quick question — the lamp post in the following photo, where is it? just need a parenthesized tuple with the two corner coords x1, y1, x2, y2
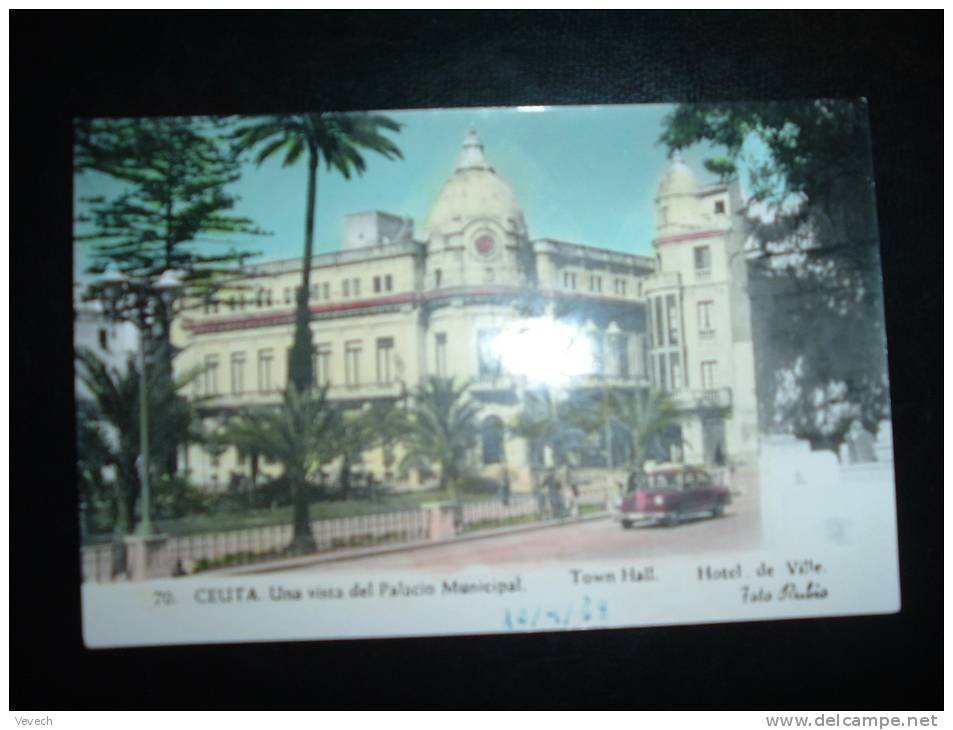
(96, 267, 185, 574)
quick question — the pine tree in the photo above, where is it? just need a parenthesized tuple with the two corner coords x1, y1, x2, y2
(76, 116, 264, 351)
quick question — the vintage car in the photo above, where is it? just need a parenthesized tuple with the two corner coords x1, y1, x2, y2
(616, 465, 731, 528)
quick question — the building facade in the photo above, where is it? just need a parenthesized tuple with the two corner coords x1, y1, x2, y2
(172, 131, 758, 491)
(74, 284, 141, 401)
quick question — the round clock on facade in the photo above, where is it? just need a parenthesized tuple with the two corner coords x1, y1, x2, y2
(474, 234, 496, 256)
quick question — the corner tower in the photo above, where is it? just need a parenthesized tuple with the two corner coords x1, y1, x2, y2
(644, 156, 759, 466)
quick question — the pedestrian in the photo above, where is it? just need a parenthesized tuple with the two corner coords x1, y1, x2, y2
(533, 470, 548, 518)
(569, 479, 581, 519)
(546, 468, 562, 518)
(560, 462, 578, 519)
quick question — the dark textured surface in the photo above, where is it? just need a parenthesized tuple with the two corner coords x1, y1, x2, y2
(12, 11, 941, 709)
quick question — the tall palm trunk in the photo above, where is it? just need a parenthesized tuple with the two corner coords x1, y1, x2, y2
(289, 470, 317, 553)
(289, 150, 318, 393)
(287, 151, 320, 550)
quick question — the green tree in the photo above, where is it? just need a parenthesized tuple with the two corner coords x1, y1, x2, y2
(660, 100, 888, 450)
(231, 112, 403, 393)
(509, 388, 590, 468)
(399, 377, 481, 500)
(569, 387, 628, 469)
(75, 347, 203, 536)
(218, 386, 342, 553)
(76, 117, 264, 348)
(606, 389, 679, 468)
(339, 400, 408, 496)
(76, 117, 265, 478)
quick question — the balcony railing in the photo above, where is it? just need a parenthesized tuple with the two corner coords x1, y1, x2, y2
(569, 373, 652, 389)
(670, 387, 732, 411)
(198, 381, 406, 409)
(472, 373, 517, 391)
(643, 272, 682, 293)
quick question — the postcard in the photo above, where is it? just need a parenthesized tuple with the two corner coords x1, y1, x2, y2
(74, 100, 899, 648)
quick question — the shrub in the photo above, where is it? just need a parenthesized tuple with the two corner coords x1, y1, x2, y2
(152, 475, 211, 519)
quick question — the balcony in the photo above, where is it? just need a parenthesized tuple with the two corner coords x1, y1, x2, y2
(471, 373, 518, 394)
(643, 272, 682, 294)
(327, 381, 406, 401)
(198, 389, 283, 410)
(569, 373, 652, 390)
(670, 387, 732, 412)
(195, 381, 407, 410)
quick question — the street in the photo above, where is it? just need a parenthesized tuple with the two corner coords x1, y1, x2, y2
(285, 475, 761, 574)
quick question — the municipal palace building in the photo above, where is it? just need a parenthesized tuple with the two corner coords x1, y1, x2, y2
(167, 130, 759, 491)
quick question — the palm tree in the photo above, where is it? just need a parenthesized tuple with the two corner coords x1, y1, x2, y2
(399, 377, 481, 501)
(339, 400, 408, 496)
(231, 113, 403, 392)
(606, 389, 680, 468)
(76, 399, 114, 538)
(570, 387, 626, 469)
(219, 386, 341, 553)
(76, 347, 203, 536)
(509, 388, 589, 468)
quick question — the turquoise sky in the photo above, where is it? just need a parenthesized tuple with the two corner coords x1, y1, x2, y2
(74, 104, 723, 278)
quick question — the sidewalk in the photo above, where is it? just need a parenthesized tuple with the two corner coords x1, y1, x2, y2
(210, 510, 611, 576)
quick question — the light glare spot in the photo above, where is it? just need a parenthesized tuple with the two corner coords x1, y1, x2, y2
(491, 318, 593, 386)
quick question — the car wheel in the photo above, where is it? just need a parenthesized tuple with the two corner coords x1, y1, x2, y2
(621, 520, 633, 530)
(712, 503, 725, 518)
(665, 511, 681, 527)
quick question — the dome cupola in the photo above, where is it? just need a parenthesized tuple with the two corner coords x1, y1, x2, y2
(657, 153, 699, 198)
(425, 128, 527, 240)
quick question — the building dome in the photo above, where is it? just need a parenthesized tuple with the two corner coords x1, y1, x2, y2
(657, 155, 699, 197)
(425, 129, 527, 239)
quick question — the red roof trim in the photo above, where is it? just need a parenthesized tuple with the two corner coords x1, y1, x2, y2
(654, 229, 724, 245)
(186, 288, 532, 333)
(185, 292, 418, 334)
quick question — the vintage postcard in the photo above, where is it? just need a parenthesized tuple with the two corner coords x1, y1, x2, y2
(74, 101, 899, 648)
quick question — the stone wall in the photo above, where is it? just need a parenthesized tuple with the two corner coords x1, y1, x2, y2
(758, 421, 895, 551)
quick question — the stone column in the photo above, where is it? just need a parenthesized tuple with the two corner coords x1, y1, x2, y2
(123, 534, 171, 581)
(422, 502, 457, 542)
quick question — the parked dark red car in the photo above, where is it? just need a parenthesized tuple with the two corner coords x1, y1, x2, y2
(616, 465, 731, 528)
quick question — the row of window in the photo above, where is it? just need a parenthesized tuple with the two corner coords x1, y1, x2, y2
(653, 352, 718, 392)
(198, 337, 399, 395)
(201, 275, 396, 315)
(431, 267, 501, 287)
(658, 199, 727, 226)
(198, 326, 648, 396)
(650, 295, 717, 348)
(561, 271, 639, 297)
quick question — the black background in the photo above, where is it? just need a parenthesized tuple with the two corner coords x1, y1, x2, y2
(11, 11, 942, 709)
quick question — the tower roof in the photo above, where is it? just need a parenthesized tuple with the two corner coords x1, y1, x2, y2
(657, 154, 699, 197)
(454, 127, 493, 172)
(426, 128, 526, 238)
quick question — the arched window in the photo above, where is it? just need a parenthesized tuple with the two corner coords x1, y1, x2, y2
(481, 416, 505, 465)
